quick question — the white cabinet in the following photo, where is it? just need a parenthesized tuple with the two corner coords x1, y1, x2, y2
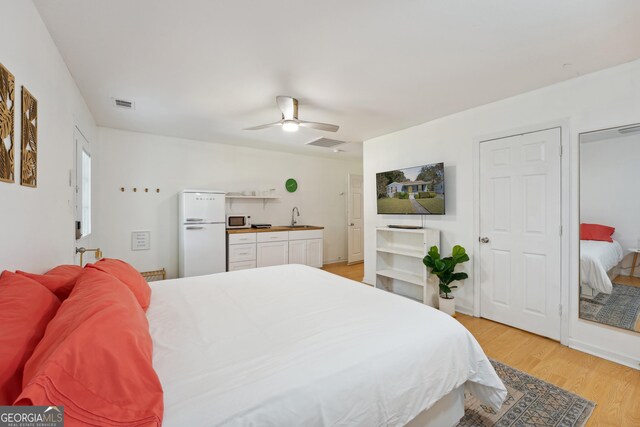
(288, 240, 307, 265)
(257, 241, 289, 267)
(228, 232, 258, 271)
(287, 230, 323, 268)
(227, 229, 323, 271)
(228, 260, 256, 271)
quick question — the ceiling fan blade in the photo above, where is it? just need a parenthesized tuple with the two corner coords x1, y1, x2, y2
(243, 121, 283, 130)
(298, 120, 339, 132)
(276, 96, 298, 120)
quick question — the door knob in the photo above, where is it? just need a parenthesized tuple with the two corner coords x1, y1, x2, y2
(479, 237, 490, 243)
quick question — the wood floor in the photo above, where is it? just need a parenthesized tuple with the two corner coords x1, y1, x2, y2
(323, 262, 640, 427)
(322, 261, 364, 282)
(614, 274, 640, 288)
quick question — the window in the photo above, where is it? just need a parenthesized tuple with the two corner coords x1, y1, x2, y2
(75, 129, 91, 239)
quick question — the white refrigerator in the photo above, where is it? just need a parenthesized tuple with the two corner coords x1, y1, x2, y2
(178, 190, 226, 278)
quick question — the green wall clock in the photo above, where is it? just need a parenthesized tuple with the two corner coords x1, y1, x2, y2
(285, 178, 298, 193)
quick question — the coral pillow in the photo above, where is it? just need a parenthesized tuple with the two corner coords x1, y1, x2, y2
(87, 258, 151, 311)
(17, 264, 83, 301)
(580, 223, 615, 242)
(16, 268, 163, 425)
(0, 271, 60, 405)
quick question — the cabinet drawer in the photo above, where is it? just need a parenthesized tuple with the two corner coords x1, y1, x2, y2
(288, 229, 323, 241)
(228, 260, 256, 271)
(228, 233, 257, 245)
(257, 231, 289, 243)
(228, 243, 256, 262)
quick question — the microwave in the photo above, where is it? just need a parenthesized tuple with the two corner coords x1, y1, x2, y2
(226, 214, 251, 229)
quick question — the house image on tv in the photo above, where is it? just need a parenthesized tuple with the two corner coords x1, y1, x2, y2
(386, 180, 444, 198)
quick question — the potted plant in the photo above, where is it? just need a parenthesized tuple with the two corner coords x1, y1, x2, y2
(423, 245, 470, 316)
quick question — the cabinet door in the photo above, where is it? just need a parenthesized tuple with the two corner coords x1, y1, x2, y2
(257, 241, 289, 267)
(306, 239, 323, 268)
(288, 240, 307, 265)
(228, 243, 257, 263)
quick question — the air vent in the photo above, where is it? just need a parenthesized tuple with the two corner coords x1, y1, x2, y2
(112, 98, 135, 110)
(306, 137, 345, 148)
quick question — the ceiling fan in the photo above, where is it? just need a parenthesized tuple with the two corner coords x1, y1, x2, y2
(244, 96, 339, 133)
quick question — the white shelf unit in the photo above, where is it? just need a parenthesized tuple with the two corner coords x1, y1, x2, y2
(375, 227, 440, 306)
(226, 195, 280, 208)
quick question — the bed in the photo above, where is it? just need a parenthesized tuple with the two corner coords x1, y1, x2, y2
(580, 239, 624, 295)
(147, 264, 506, 427)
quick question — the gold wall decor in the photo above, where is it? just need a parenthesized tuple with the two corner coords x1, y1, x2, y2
(0, 63, 15, 183)
(21, 86, 37, 187)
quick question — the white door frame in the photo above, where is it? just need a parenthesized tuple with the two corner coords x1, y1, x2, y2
(473, 119, 571, 345)
(347, 173, 364, 265)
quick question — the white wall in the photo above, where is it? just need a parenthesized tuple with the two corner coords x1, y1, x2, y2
(96, 127, 362, 278)
(581, 133, 640, 275)
(0, 0, 97, 272)
(363, 59, 640, 369)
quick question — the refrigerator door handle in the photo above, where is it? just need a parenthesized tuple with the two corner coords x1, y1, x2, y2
(186, 226, 204, 230)
(186, 218, 204, 222)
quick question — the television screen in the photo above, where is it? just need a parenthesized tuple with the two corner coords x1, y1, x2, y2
(376, 162, 445, 215)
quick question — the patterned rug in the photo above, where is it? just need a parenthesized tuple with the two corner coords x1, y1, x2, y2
(580, 282, 640, 332)
(458, 360, 595, 427)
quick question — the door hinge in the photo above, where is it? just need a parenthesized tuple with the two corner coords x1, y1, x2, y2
(558, 304, 563, 316)
(559, 145, 563, 157)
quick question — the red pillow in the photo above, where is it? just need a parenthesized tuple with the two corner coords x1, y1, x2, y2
(580, 223, 615, 242)
(17, 265, 82, 301)
(16, 268, 163, 425)
(86, 258, 151, 311)
(0, 271, 60, 405)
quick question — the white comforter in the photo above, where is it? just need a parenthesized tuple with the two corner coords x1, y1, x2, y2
(147, 264, 506, 427)
(580, 239, 624, 294)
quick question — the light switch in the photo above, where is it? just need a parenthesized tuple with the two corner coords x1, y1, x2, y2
(131, 231, 151, 251)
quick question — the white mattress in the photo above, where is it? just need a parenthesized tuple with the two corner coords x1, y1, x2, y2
(147, 264, 506, 427)
(580, 239, 624, 294)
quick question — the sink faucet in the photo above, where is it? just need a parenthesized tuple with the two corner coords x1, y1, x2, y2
(291, 206, 300, 226)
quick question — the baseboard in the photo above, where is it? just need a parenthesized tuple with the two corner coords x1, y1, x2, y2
(363, 276, 375, 286)
(568, 338, 639, 370)
(455, 305, 473, 316)
(322, 259, 344, 265)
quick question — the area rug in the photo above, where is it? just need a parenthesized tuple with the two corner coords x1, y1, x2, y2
(580, 282, 640, 332)
(457, 359, 595, 427)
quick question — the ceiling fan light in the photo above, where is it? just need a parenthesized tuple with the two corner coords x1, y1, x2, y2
(282, 120, 299, 132)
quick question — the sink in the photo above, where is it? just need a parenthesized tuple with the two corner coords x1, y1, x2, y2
(288, 225, 314, 229)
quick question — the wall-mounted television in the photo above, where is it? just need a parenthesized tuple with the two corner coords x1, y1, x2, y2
(376, 162, 445, 215)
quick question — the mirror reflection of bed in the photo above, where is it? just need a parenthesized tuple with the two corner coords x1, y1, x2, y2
(579, 123, 640, 333)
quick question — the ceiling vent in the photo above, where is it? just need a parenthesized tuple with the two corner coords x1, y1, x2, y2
(112, 98, 135, 110)
(306, 137, 345, 148)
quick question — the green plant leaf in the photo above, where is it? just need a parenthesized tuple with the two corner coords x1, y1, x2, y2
(423, 254, 436, 269)
(439, 283, 452, 295)
(451, 245, 470, 263)
(451, 272, 468, 282)
(427, 246, 440, 261)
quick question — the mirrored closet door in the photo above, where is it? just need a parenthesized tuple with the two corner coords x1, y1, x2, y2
(579, 123, 640, 333)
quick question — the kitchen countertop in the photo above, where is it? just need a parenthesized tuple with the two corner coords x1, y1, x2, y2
(227, 226, 324, 234)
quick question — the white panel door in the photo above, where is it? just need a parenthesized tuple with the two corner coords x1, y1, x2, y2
(348, 174, 364, 264)
(306, 239, 323, 268)
(288, 240, 307, 265)
(182, 223, 226, 277)
(257, 241, 289, 267)
(479, 128, 561, 340)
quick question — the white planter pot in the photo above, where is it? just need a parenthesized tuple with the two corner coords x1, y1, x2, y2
(438, 296, 456, 316)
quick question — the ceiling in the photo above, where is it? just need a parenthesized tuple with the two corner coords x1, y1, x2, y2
(34, 1, 640, 160)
